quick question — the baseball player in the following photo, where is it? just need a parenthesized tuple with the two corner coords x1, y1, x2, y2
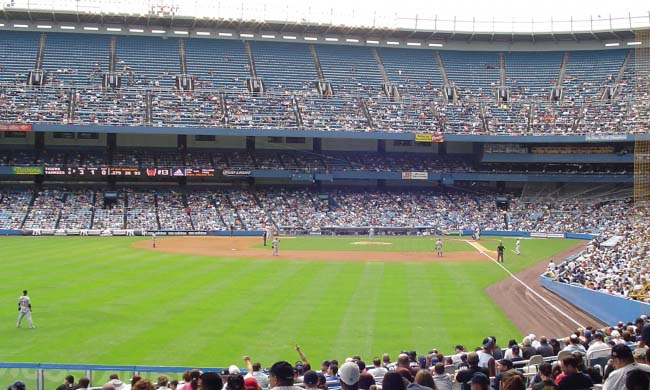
(497, 241, 505, 263)
(515, 239, 521, 255)
(152, 232, 157, 248)
(435, 239, 443, 257)
(272, 237, 279, 256)
(368, 227, 375, 241)
(17, 290, 35, 329)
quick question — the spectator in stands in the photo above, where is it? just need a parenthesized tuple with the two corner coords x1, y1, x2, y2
(131, 376, 143, 388)
(8, 381, 25, 390)
(107, 375, 126, 390)
(626, 369, 650, 390)
(521, 337, 537, 359)
(57, 375, 78, 390)
(302, 371, 320, 390)
(557, 356, 593, 390)
(182, 370, 201, 390)
(477, 337, 497, 378)
(432, 363, 451, 390)
(77, 378, 90, 390)
(367, 358, 387, 385)
(228, 375, 245, 390)
(562, 335, 587, 354)
(509, 346, 524, 363)
(156, 376, 169, 390)
(407, 369, 435, 390)
(494, 359, 514, 389)
(531, 363, 557, 390)
(381, 373, 407, 390)
(455, 352, 489, 388)
(325, 363, 340, 389)
(537, 337, 555, 357)
(102, 384, 115, 390)
(499, 370, 525, 390)
(395, 354, 414, 382)
(470, 373, 490, 390)
(357, 374, 374, 390)
(132, 381, 155, 390)
(603, 344, 650, 390)
(338, 362, 360, 390)
(269, 361, 303, 390)
(244, 356, 270, 389)
(199, 373, 223, 390)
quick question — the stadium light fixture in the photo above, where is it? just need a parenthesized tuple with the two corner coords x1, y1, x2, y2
(13, 24, 29, 28)
(83, 26, 99, 31)
(218, 32, 233, 37)
(325, 37, 339, 42)
(261, 34, 276, 38)
(304, 37, 318, 41)
(406, 42, 421, 46)
(283, 35, 297, 40)
(37, 25, 52, 29)
(174, 31, 189, 35)
(605, 42, 620, 47)
(240, 33, 254, 38)
(346, 38, 359, 43)
(627, 41, 642, 46)
(196, 31, 211, 36)
(428, 43, 444, 47)
(386, 41, 400, 45)
(129, 28, 144, 33)
(106, 27, 122, 32)
(60, 26, 76, 30)
(152, 29, 166, 34)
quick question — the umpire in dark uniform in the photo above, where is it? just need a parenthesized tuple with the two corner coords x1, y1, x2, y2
(497, 241, 505, 263)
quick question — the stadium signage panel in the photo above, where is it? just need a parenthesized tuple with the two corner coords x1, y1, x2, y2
(0, 123, 32, 132)
(414, 133, 444, 143)
(41, 166, 215, 177)
(10, 166, 43, 175)
(401, 171, 428, 180)
(222, 169, 252, 177)
(585, 134, 628, 142)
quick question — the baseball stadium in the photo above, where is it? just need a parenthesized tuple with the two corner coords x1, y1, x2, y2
(1, 0, 650, 389)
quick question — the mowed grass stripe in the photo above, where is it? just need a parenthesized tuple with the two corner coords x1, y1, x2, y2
(0, 236, 578, 366)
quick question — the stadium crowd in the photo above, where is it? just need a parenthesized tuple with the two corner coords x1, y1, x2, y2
(11, 317, 650, 390)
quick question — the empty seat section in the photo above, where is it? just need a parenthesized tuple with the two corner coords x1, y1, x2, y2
(440, 51, 499, 97)
(115, 36, 179, 88)
(42, 32, 109, 87)
(379, 47, 442, 96)
(251, 41, 317, 93)
(0, 31, 39, 83)
(562, 49, 627, 99)
(185, 39, 249, 90)
(315, 44, 383, 95)
(504, 51, 562, 100)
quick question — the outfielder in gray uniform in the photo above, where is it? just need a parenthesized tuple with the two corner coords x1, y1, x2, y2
(272, 237, 279, 256)
(17, 289, 35, 329)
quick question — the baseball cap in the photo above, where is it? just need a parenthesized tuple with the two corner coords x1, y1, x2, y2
(611, 344, 633, 359)
(584, 330, 592, 338)
(497, 359, 513, 369)
(244, 377, 258, 390)
(471, 373, 490, 386)
(9, 382, 25, 390)
(228, 365, 241, 375)
(482, 337, 495, 348)
(338, 362, 360, 386)
(302, 371, 319, 386)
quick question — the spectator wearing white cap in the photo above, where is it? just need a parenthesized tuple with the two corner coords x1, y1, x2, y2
(338, 362, 360, 390)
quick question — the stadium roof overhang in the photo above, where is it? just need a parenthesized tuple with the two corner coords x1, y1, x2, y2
(0, 7, 643, 46)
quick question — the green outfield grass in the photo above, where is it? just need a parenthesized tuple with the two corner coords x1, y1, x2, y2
(0, 236, 578, 373)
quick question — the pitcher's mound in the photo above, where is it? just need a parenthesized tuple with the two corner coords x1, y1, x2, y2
(350, 241, 392, 245)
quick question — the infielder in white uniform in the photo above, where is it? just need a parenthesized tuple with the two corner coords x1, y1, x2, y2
(17, 290, 35, 329)
(515, 239, 521, 255)
(272, 237, 279, 256)
(435, 239, 443, 257)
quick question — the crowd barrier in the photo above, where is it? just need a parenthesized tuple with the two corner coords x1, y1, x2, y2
(540, 276, 650, 325)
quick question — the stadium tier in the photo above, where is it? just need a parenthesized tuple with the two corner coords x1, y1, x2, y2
(0, 29, 649, 134)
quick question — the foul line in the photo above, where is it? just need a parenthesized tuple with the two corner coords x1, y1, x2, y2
(465, 240, 584, 329)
